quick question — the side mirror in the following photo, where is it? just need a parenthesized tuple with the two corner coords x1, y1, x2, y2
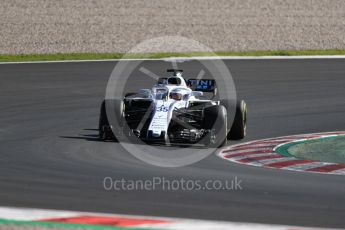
(191, 91, 203, 98)
(139, 89, 152, 98)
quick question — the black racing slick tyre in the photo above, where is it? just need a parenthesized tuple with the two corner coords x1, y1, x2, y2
(99, 100, 124, 141)
(228, 100, 247, 140)
(99, 100, 112, 140)
(202, 105, 227, 147)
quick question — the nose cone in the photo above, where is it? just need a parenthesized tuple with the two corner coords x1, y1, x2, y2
(152, 130, 162, 137)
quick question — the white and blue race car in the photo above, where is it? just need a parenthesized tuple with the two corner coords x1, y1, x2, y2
(99, 69, 247, 147)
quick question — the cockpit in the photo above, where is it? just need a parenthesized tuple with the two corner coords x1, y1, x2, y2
(169, 88, 190, 101)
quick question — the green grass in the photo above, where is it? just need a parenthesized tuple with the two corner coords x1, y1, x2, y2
(1, 50, 345, 62)
(276, 135, 345, 164)
(0, 219, 144, 230)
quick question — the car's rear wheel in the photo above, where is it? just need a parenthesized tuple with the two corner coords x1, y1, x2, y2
(228, 100, 247, 140)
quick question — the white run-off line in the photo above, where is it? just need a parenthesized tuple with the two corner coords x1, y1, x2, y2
(0, 206, 334, 230)
(1, 55, 345, 65)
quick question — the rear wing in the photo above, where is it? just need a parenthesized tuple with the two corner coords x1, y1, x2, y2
(187, 79, 217, 93)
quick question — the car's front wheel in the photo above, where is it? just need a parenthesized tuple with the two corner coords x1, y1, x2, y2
(99, 99, 124, 141)
(99, 100, 113, 140)
(202, 105, 227, 147)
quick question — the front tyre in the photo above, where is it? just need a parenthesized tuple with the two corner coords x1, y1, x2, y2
(98, 99, 124, 141)
(99, 100, 113, 140)
(228, 100, 247, 140)
(202, 105, 227, 147)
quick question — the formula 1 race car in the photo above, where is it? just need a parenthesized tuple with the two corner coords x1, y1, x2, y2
(99, 69, 247, 147)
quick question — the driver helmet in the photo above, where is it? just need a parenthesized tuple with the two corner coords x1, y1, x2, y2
(170, 92, 182, 100)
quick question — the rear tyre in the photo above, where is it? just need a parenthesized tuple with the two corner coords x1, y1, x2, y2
(228, 100, 247, 140)
(202, 105, 227, 147)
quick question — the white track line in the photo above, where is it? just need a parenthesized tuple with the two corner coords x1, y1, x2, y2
(1, 55, 345, 64)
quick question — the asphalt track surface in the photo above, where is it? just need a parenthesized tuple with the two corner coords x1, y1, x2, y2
(0, 59, 345, 228)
